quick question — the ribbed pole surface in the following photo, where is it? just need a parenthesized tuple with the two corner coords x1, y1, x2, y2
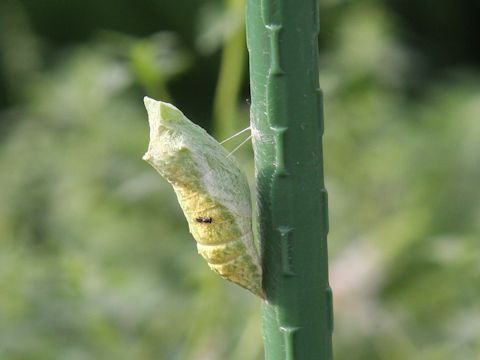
(246, 0, 333, 359)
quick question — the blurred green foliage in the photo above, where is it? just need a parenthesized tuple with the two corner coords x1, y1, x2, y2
(0, 0, 479, 359)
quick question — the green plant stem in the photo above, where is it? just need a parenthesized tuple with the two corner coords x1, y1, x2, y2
(246, 0, 333, 359)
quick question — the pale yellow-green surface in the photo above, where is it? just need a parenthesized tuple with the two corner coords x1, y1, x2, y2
(142, 97, 263, 298)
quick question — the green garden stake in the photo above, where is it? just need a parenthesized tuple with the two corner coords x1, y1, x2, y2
(246, 0, 334, 358)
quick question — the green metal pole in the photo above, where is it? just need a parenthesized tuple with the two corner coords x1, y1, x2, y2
(246, 0, 333, 359)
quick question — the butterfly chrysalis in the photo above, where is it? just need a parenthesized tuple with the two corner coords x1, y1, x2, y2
(142, 97, 263, 298)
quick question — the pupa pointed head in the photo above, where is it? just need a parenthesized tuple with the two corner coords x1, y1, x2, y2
(142, 97, 191, 164)
(144, 96, 187, 127)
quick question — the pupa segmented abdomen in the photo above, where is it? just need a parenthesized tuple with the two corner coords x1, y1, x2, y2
(174, 186, 263, 298)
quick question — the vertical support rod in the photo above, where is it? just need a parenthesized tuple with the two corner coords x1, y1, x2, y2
(246, 0, 333, 359)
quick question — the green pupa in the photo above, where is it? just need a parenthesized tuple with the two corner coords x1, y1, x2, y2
(142, 97, 263, 298)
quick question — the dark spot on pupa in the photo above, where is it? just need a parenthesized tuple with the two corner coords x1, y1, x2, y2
(195, 216, 213, 223)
